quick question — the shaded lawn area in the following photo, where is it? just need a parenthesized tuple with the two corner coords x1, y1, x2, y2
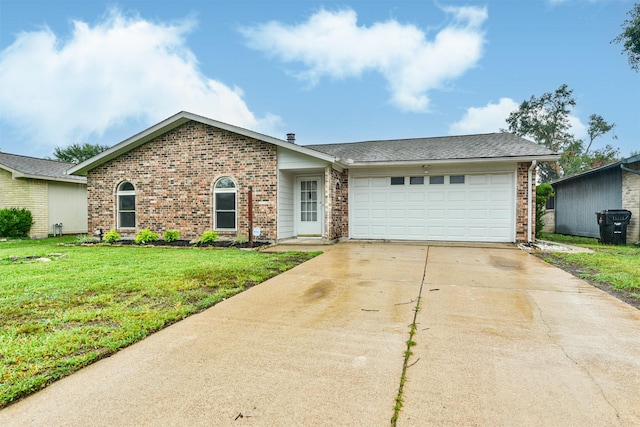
(0, 237, 320, 408)
(538, 233, 640, 309)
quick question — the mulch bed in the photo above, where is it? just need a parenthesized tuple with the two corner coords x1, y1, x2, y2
(89, 240, 272, 249)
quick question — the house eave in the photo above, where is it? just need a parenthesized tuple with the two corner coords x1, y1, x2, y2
(68, 111, 337, 176)
(0, 164, 86, 184)
(338, 154, 560, 168)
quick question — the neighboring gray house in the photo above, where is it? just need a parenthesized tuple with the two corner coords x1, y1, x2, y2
(552, 155, 640, 242)
(0, 152, 88, 238)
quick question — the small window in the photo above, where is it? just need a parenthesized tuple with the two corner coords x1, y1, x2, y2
(429, 176, 444, 184)
(214, 177, 237, 230)
(117, 181, 136, 229)
(546, 196, 555, 210)
(450, 175, 465, 184)
(390, 177, 405, 185)
(410, 176, 424, 185)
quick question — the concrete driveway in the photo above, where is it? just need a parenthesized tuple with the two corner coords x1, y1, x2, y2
(1, 243, 639, 426)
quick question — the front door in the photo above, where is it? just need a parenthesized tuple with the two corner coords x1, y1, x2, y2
(296, 176, 323, 236)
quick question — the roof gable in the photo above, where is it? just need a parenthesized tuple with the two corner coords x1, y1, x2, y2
(0, 152, 86, 183)
(67, 111, 336, 176)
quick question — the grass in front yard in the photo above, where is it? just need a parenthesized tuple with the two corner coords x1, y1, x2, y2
(538, 234, 640, 306)
(0, 237, 320, 408)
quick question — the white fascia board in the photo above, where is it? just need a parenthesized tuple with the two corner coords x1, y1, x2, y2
(341, 154, 561, 168)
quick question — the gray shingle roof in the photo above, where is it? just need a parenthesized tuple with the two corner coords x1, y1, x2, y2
(0, 152, 86, 183)
(306, 132, 557, 163)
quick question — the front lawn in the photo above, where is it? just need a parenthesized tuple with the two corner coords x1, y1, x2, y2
(538, 233, 640, 308)
(0, 237, 320, 408)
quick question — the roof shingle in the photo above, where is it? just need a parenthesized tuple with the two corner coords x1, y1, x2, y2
(0, 152, 86, 183)
(306, 132, 557, 163)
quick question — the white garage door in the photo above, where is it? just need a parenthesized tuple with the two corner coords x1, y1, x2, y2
(350, 173, 515, 242)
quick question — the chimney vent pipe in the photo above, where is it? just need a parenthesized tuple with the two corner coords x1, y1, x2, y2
(286, 133, 295, 144)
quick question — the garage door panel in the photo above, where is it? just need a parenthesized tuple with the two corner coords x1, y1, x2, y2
(448, 191, 466, 202)
(371, 209, 387, 219)
(390, 192, 406, 202)
(408, 209, 425, 219)
(428, 192, 445, 201)
(389, 209, 405, 218)
(468, 175, 488, 185)
(469, 191, 487, 201)
(448, 209, 466, 219)
(351, 174, 514, 242)
(408, 192, 425, 202)
(428, 209, 446, 219)
(371, 192, 387, 203)
(469, 209, 487, 219)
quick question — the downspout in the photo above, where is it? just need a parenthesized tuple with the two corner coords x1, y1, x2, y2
(528, 161, 537, 243)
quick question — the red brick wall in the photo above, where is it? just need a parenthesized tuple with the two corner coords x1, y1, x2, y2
(325, 166, 349, 240)
(516, 162, 536, 242)
(87, 121, 278, 241)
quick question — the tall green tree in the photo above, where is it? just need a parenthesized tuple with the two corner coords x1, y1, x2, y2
(505, 85, 618, 181)
(612, 3, 640, 72)
(504, 84, 576, 181)
(52, 143, 110, 164)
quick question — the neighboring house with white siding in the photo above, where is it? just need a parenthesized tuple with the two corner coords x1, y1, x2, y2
(68, 111, 559, 244)
(0, 152, 88, 238)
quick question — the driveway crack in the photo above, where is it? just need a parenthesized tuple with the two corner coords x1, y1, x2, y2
(527, 291, 622, 421)
(390, 247, 429, 426)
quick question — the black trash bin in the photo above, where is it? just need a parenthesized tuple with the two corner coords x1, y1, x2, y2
(596, 209, 632, 245)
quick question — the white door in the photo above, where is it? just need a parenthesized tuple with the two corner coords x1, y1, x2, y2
(350, 173, 515, 242)
(296, 176, 323, 236)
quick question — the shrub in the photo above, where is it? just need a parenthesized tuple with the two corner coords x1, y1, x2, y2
(103, 229, 121, 244)
(163, 229, 181, 243)
(0, 208, 34, 238)
(74, 235, 100, 244)
(134, 228, 159, 245)
(198, 230, 219, 244)
(235, 232, 248, 244)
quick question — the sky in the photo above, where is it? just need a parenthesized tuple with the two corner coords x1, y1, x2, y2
(0, 0, 638, 160)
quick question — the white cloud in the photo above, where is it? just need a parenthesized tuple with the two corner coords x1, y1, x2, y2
(449, 98, 520, 135)
(450, 98, 588, 141)
(240, 6, 487, 112)
(0, 9, 278, 153)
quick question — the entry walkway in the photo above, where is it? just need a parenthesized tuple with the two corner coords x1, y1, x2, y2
(1, 243, 639, 426)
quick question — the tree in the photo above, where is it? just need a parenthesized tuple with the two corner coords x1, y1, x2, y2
(52, 143, 110, 164)
(505, 85, 619, 181)
(612, 3, 640, 72)
(561, 114, 619, 176)
(504, 84, 576, 181)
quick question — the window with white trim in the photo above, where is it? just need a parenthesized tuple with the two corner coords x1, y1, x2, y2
(117, 181, 136, 229)
(214, 177, 237, 230)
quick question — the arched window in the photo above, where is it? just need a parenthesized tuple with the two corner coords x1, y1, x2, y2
(214, 177, 237, 230)
(117, 181, 136, 229)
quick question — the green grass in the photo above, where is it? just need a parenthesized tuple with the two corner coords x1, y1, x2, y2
(538, 233, 640, 302)
(0, 237, 320, 408)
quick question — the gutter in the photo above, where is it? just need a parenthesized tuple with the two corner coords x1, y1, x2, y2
(338, 154, 560, 169)
(621, 164, 640, 176)
(528, 160, 537, 242)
